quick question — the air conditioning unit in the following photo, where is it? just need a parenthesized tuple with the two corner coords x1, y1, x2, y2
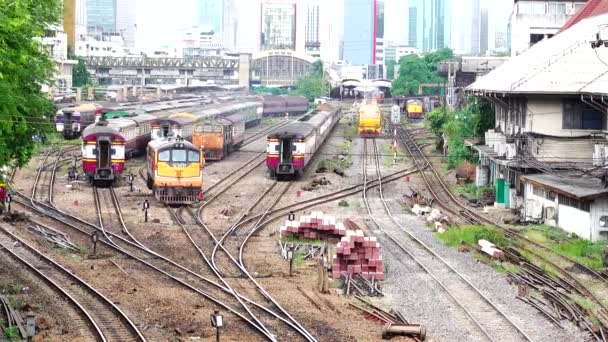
(506, 143, 517, 160)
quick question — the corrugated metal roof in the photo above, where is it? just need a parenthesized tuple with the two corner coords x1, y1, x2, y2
(521, 173, 608, 200)
(467, 13, 608, 96)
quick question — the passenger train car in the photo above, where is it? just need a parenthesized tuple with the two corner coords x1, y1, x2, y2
(145, 138, 204, 205)
(151, 102, 262, 142)
(266, 103, 341, 178)
(81, 122, 126, 186)
(260, 95, 309, 117)
(55, 104, 104, 139)
(358, 102, 382, 138)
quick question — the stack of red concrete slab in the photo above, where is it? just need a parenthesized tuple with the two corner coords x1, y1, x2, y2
(280, 211, 347, 241)
(332, 230, 384, 280)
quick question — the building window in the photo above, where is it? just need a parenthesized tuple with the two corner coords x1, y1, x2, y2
(563, 99, 604, 130)
(532, 185, 545, 198)
(547, 3, 566, 15)
(559, 194, 590, 212)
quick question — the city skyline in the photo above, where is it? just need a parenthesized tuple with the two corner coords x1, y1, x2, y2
(77, 0, 514, 60)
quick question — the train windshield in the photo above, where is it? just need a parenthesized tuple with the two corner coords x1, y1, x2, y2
(172, 149, 187, 162)
(159, 150, 171, 162)
(188, 150, 200, 162)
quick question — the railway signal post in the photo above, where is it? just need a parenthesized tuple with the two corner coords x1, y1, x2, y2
(128, 173, 134, 192)
(91, 231, 99, 256)
(287, 246, 295, 277)
(210, 310, 223, 342)
(143, 200, 150, 222)
(6, 193, 12, 213)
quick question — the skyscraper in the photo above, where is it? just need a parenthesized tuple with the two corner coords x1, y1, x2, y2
(87, 0, 116, 34)
(470, 0, 480, 54)
(261, 1, 297, 50)
(116, 0, 136, 48)
(222, 0, 238, 51)
(375, 0, 385, 65)
(408, 0, 452, 52)
(480, 8, 488, 55)
(305, 0, 320, 55)
(408, 6, 418, 48)
(343, 0, 375, 65)
(198, 0, 222, 33)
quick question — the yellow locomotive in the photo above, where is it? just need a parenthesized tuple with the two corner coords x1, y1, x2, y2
(358, 102, 382, 138)
(145, 137, 204, 205)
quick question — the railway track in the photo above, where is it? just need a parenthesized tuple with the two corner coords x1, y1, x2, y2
(398, 126, 608, 339)
(241, 118, 293, 147)
(16, 153, 298, 341)
(362, 138, 532, 342)
(10, 146, 415, 341)
(0, 225, 146, 342)
(185, 147, 314, 340)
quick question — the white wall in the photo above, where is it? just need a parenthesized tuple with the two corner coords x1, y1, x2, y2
(524, 182, 595, 240)
(558, 204, 590, 239)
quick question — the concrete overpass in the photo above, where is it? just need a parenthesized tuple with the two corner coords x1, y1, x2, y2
(85, 54, 252, 87)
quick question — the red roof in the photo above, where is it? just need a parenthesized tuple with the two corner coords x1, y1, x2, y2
(560, 0, 608, 32)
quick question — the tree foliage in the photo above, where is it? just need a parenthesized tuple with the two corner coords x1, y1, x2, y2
(0, 0, 62, 171)
(252, 86, 289, 96)
(72, 58, 91, 87)
(293, 74, 329, 101)
(425, 98, 495, 169)
(311, 59, 323, 77)
(392, 48, 454, 96)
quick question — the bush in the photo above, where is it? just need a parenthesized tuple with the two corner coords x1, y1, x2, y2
(438, 225, 508, 248)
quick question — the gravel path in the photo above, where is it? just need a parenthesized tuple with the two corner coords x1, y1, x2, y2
(352, 135, 586, 342)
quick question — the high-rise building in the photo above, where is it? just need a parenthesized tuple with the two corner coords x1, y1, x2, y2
(75, 0, 87, 36)
(480, 8, 488, 55)
(63, 0, 76, 46)
(318, 0, 343, 62)
(116, 0, 136, 48)
(237, 0, 262, 53)
(343, 0, 375, 65)
(408, 0, 452, 52)
(86, 0, 116, 34)
(375, 0, 385, 65)
(408, 7, 418, 48)
(222, 0, 238, 51)
(261, 1, 297, 50)
(198, 0, 222, 33)
(470, 0, 480, 54)
(305, 0, 320, 56)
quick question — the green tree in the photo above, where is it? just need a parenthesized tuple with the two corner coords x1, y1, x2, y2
(425, 97, 494, 169)
(72, 58, 90, 87)
(293, 74, 329, 101)
(392, 49, 454, 96)
(0, 0, 62, 169)
(386, 60, 396, 79)
(311, 60, 323, 77)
